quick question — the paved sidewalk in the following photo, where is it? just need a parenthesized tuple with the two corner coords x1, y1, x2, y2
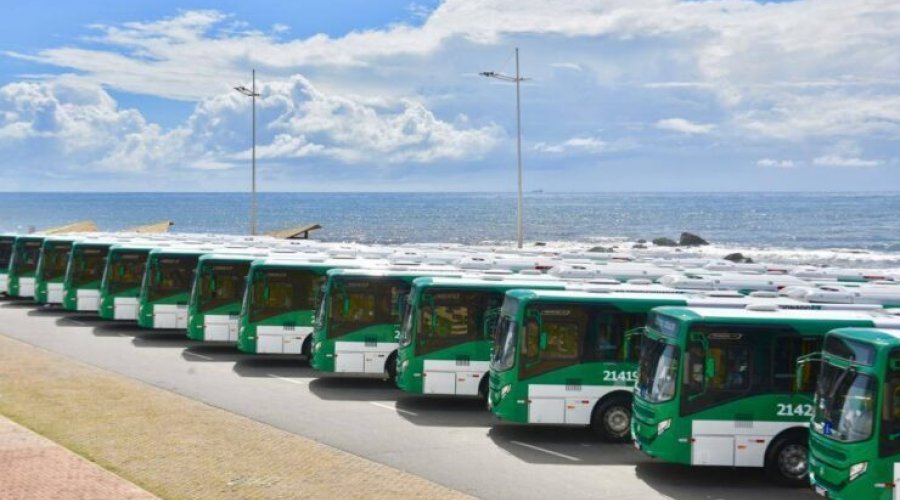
(0, 334, 469, 499)
(0, 415, 156, 500)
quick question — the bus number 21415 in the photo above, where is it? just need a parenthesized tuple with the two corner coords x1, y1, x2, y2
(603, 371, 638, 383)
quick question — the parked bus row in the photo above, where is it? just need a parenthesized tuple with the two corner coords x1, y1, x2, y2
(2, 230, 900, 498)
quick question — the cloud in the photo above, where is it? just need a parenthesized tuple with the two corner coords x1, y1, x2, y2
(757, 158, 796, 168)
(533, 135, 631, 155)
(655, 118, 714, 135)
(812, 155, 881, 168)
(0, 74, 501, 176)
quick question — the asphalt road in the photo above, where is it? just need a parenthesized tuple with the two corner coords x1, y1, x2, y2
(0, 299, 814, 500)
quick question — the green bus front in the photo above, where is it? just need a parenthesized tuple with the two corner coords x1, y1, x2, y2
(236, 261, 331, 355)
(0, 234, 14, 295)
(631, 307, 900, 486)
(7, 236, 44, 298)
(138, 250, 203, 329)
(489, 290, 676, 441)
(396, 278, 568, 398)
(186, 255, 254, 342)
(311, 270, 451, 378)
(35, 238, 75, 304)
(809, 328, 900, 499)
(98, 246, 153, 320)
(63, 243, 113, 311)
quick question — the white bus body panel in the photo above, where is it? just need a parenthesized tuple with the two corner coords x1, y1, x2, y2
(153, 304, 188, 329)
(526, 384, 628, 425)
(894, 463, 900, 500)
(0, 273, 7, 294)
(256, 325, 312, 354)
(422, 359, 489, 396)
(18, 277, 35, 298)
(691, 420, 806, 467)
(76, 288, 100, 311)
(46, 283, 64, 304)
(113, 297, 139, 320)
(334, 341, 396, 374)
(203, 314, 239, 342)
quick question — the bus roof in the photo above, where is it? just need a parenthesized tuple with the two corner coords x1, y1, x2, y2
(327, 266, 460, 279)
(251, 257, 385, 269)
(654, 306, 900, 327)
(198, 253, 265, 263)
(828, 327, 900, 346)
(413, 276, 569, 290)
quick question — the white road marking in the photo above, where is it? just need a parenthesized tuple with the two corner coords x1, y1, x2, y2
(510, 441, 581, 462)
(183, 351, 213, 361)
(370, 401, 418, 417)
(266, 374, 308, 385)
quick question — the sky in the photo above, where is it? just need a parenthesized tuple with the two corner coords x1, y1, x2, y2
(0, 0, 897, 192)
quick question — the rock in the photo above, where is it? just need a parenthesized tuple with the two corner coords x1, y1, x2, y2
(679, 232, 709, 246)
(534, 242, 547, 247)
(588, 246, 613, 253)
(723, 252, 750, 263)
(652, 237, 678, 247)
(636, 239, 647, 244)
(633, 243, 647, 249)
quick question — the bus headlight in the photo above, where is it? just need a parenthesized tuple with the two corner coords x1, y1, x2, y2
(400, 360, 408, 371)
(849, 462, 867, 481)
(500, 385, 511, 399)
(657, 419, 671, 435)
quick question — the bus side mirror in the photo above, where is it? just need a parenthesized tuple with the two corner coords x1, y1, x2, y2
(704, 358, 717, 379)
(539, 332, 548, 350)
(623, 327, 646, 360)
(262, 286, 270, 301)
(342, 297, 351, 316)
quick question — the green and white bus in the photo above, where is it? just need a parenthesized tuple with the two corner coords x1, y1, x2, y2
(0, 234, 15, 295)
(808, 327, 900, 499)
(395, 276, 568, 398)
(237, 257, 384, 355)
(310, 267, 460, 378)
(63, 240, 119, 311)
(98, 243, 158, 320)
(186, 253, 264, 342)
(137, 247, 208, 329)
(631, 307, 900, 486)
(489, 291, 884, 442)
(7, 235, 44, 298)
(35, 236, 77, 304)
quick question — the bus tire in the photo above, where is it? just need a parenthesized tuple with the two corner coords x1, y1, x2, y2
(764, 430, 809, 487)
(385, 351, 398, 384)
(591, 394, 632, 442)
(478, 374, 489, 405)
(301, 336, 312, 359)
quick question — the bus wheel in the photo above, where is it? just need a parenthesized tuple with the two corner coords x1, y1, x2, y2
(591, 395, 632, 442)
(385, 351, 398, 385)
(301, 336, 312, 359)
(765, 433, 809, 487)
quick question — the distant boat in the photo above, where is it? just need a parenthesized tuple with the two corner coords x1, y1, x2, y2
(530, 189, 544, 193)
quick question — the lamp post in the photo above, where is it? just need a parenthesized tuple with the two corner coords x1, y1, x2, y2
(481, 48, 526, 249)
(234, 70, 260, 236)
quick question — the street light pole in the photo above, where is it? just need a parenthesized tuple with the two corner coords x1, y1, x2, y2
(481, 48, 527, 249)
(235, 70, 260, 236)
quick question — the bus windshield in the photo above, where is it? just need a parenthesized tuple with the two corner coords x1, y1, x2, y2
(490, 315, 518, 372)
(414, 290, 503, 356)
(40, 243, 71, 281)
(637, 336, 680, 403)
(249, 268, 322, 323)
(397, 290, 416, 347)
(196, 262, 250, 313)
(16, 240, 42, 273)
(327, 277, 407, 339)
(71, 247, 108, 287)
(146, 255, 199, 301)
(814, 362, 877, 443)
(106, 251, 148, 294)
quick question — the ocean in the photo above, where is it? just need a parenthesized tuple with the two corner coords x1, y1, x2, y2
(1, 192, 898, 267)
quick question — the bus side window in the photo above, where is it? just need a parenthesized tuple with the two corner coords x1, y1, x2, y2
(881, 350, 900, 457)
(773, 336, 821, 393)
